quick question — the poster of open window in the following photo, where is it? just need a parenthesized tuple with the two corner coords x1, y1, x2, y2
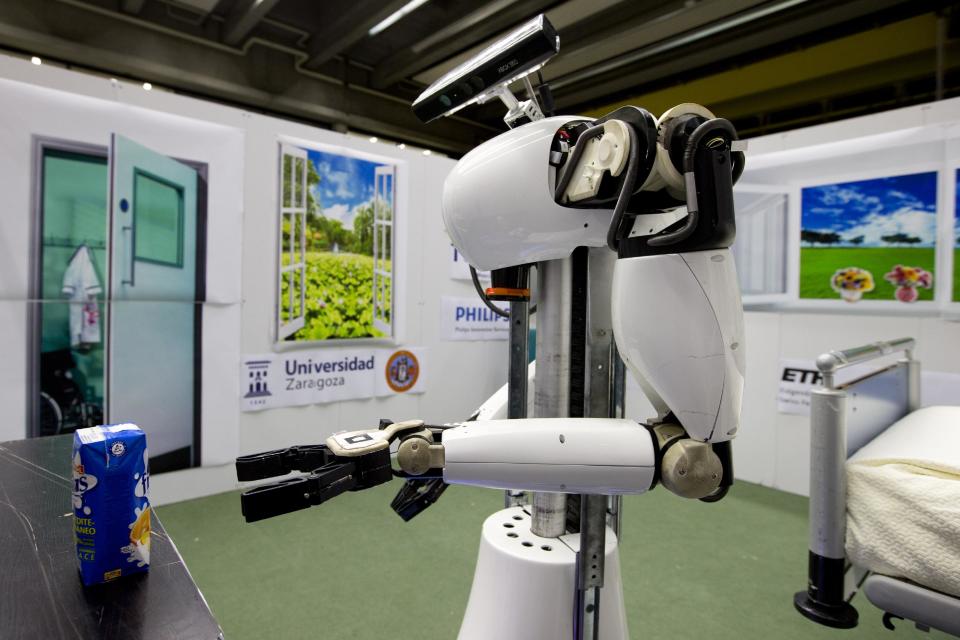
(277, 143, 396, 341)
(799, 171, 937, 303)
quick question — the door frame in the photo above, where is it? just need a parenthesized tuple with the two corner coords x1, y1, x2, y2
(27, 137, 108, 439)
(27, 136, 208, 470)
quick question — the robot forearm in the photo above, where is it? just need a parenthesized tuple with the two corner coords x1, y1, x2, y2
(436, 418, 726, 499)
(334, 417, 726, 499)
(439, 418, 655, 494)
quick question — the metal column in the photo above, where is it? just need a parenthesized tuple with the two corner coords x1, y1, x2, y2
(532, 258, 572, 538)
(796, 338, 915, 628)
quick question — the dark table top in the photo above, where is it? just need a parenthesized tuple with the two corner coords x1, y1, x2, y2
(0, 435, 224, 640)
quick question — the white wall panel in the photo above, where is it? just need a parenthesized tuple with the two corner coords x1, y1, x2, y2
(0, 54, 508, 500)
(734, 312, 780, 488)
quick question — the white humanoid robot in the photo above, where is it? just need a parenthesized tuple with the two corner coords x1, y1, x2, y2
(236, 15, 746, 640)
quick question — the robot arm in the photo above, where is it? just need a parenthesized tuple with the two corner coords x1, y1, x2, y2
(236, 415, 728, 523)
(444, 102, 746, 444)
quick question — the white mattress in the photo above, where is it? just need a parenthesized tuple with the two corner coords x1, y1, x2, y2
(845, 405, 960, 598)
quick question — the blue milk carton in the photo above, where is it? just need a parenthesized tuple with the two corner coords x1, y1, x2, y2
(72, 424, 151, 586)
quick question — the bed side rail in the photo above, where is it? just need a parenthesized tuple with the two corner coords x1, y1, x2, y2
(817, 337, 918, 396)
(794, 337, 920, 629)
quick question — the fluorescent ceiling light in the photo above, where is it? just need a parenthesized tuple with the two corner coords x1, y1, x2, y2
(142, 82, 153, 91)
(397, 143, 406, 150)
(422, 149, 432, 156)
(31, 56, 41, 65)
(369, 0, 429, 36)
(369, 136, 379, 143)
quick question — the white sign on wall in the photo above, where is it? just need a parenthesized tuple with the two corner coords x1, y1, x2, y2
(449, 243, 490, 282)
(241, 347, 426, 412)
(440, 296, 510, 341)
(777, 358, 920, 416)
(777, 359, 824, 415)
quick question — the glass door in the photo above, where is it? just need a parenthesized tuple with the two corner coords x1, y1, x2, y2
(33, 143, 108, 437)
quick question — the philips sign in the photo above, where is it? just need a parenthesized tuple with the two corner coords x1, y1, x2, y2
(441, 296, 509, 341)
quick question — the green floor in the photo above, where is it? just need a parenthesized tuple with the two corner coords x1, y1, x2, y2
(158, 480, 948, 639)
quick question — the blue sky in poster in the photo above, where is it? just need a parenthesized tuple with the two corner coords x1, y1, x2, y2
(307, 149, 388, 227)
(801, 171, 938, 247)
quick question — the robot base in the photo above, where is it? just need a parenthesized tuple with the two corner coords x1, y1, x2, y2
(458, 506, 629, 640)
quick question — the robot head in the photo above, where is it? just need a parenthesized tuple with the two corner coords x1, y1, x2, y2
(442, 115, 606, 271)
(441, 104, 740, 271)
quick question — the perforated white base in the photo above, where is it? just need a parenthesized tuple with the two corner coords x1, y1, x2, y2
(457, 506, 629, 640)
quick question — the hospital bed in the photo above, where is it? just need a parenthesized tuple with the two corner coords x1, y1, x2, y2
(794, 338, 960, 637)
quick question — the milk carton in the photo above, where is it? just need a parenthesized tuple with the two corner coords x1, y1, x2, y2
(72, 424, 150, 586)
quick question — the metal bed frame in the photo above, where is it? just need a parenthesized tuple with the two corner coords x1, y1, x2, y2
(793, 337, 960, 637)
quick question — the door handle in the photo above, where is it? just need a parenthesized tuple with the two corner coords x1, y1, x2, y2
(121, 224, 135, 286)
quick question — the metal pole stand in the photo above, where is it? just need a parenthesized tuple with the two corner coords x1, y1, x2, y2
(456, 250, 630, 640)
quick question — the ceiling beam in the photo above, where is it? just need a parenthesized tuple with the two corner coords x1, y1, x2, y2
(370, 0, 563, 90)
(0, 0, 491, 154)
(121, 0, 148, 14)
(717, 47, 960, 127)
(581, 14, 947, 119)
(222, 0, 281, 47)
(550, 0, 823, 94)
(552, 0, 925, 111)
(544, 0, 769, 81)
(558, 0, 686, 54)
(304, 0, 411, 69)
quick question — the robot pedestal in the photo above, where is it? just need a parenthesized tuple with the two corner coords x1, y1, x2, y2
(458, 506, 629, 640)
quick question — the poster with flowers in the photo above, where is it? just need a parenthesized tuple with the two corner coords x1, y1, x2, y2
(799, 172, 937, 303)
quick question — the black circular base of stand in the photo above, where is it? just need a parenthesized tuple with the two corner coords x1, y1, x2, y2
(794, 591, 859, 629)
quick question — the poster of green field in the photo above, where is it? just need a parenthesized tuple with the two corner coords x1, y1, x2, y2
(800, 172, 937, 303)
(278, 145, 395, 341)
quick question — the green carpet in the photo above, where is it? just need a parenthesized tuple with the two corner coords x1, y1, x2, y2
(158, 480, 948, 639)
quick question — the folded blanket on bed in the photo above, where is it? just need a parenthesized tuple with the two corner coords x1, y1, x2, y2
(846, 406, 960, 599)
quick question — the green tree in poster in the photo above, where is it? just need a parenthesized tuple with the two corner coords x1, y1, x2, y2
(847, 235, 864, 246)
(881, 233, 918, 246)
(305, 160, 329, 251)
(317, 217, 356, 252)
(281, 155, 331, 252)
(801, 229, 841, 246)
(352, 204, 374, 255)
(800, 229, 819, 246)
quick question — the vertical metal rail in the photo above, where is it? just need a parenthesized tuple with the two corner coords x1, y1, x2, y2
(505, 295, 530, 508)
(573, 248, 619, 640)
(574, 495, 607, 640)
(608, 345, 627, 539)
